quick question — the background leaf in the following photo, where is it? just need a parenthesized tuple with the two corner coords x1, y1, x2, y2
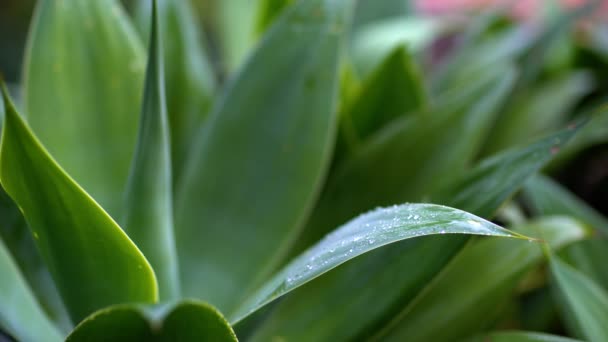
(23, 0, 145, 217)
(0, 86, 157, 323)
(0, 238, 63, 342)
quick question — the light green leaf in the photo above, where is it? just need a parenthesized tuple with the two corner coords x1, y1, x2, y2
(523, 174, 608, 236)
(551, 257, 608, 342)
(175, 0, 353, 312)
(23, 0, 145, 218)
(133, 0, 216, 184)
(351, 16, 443, 76)
(0, 86, 157, 323)
(255, 0, 295, 35)
(338, 45, 427, 154)
(66, 300, 236, 342)
(217, 0, 259, 72)
(297, 64, 516, 254)
(233, 203, 528, 327)
(468, 331, 582, 342)
(0, 238, 63, 342)
(376, 217, 588, 341)
(243, 121, 579, 341)
(123, 0, 179, 302)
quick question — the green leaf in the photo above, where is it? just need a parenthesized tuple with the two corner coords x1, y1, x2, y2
(550, 257, 608, 342)
(338, 45, 427, 154)
(468, 331, 582, 342)
(434, 124, 583, 217)
(482, 71, 593, 156)
(0, 86, 157, 323)
(375, 217, 588, 341)
(175, 0, 353, 312)
(232, 203, 528, 328)
(243, 121, 579, 341)
(133, 0, 216, 185)
(523, 174, 608, 236)
(123, 0, 179, 302)
(217, 0, 259, 72)
(255, 0, 295, 35)
(350, 16, 443, 76)
(0, 238, 63, 342)
(297, 64, 516, 254)
(23, 0, 145, 218)
(66, 300, 236, 342)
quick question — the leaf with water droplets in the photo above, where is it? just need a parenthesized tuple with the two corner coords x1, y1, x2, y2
(230, 203, 528, 325)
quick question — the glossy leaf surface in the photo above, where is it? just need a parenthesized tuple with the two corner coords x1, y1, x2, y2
(0, 86, 157, 323)
(67, 300, 236, 342)
(124, 0, 179, 301)
(0, 238, 63, 342)
(23, 0, 145, 218)
(175, 0, 352, 312)
(233, 204, 526, 325)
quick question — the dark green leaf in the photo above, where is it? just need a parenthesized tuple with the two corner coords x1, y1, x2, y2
(376, 217, 588, 341)
(551, 257, 608, 342)
(255, 0, 295, 35)
(0, 238, 63, 342)
(468, 331, 582, 342)
(233, 203, 527, 329)
(66, 300, 236, 342)
(123, 0, 179, 301)
(0, 86, 157, 323)
(23, 0, 145, 217)
(175, 0, 354, 312)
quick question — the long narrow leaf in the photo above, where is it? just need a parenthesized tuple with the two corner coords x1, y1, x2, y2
(123, 0, 179, 301)
(0, 85, 157, 323)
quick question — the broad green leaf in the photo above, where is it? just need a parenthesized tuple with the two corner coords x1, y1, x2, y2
(482, 71, 593, 156)
(123, 0, 179, 301)
(523, 174, 608, 236)
(0, 190, 70, 332)
(296, 64, 516, 254)
(434, 124, 583, 217)
(232, 204, 527, 327)
(351, 0, 411, 29)
(468, 331, 582, 342)
(0, 238, 63, 342)
(375, 217, 588, 341)
(550, 257, 608, 342)
(134, 0, 216, 185)
(175, 0, 353, 312)
(66, 300, 236, 342)
(0, 86, 157, 323)
(23, 0, 145, 218)
(245, 121, 579, 341)
(338, 45, 427, 155)
(350, 16, 443, 76)
(561, 239, 608, 292)
(217, 0, 259, 72)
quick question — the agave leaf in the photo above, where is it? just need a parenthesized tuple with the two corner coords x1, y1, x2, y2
(467, 331, 582, 342)
(350, 16, 443, 76)
(338, 45, 427, 155)
(523, 174, 608, 236)
(482, 71, 593, 156)
(217, 0, 259, 72)
(133, 0, 216, 184)
(296, 64, 516, 254)
(232, 204, 528, 326)
(550, 257, 608, 342)
(23, 0, 145, 218)
(375, 217, 588, 341)
(238, 122, 580, 341)
(0, 190, 70, 332)
(0, 238, 63, 342)
(175, 0, 354, 312)
(66, 300, 236, 342)
(0, 86, 157, 323)
(123, 0, 179, 301)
